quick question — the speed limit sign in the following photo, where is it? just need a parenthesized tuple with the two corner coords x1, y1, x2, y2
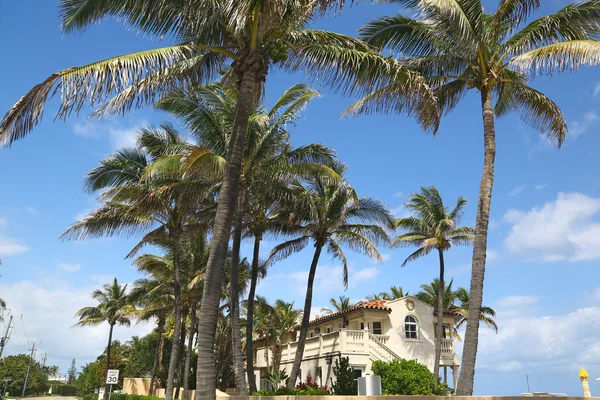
(106, 370, 119, 385)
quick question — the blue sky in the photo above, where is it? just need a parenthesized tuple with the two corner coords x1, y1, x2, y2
(2, 0, 600, 396)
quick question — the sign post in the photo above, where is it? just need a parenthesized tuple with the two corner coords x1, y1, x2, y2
(106, 370, 119, 400)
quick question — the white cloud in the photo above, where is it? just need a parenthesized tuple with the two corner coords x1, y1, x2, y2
(380, 253, 391, 262)
(0, 218, 29, 257)
(89, 274, 115, 284)
(447, 263, 470, 277)
(0, 280, 153, 372)
(24, 206, 40, 215)
(393, 191, 404, 198)
(508, 184, 527, 197)
(594, 82, 600, 97)
(72, 120, 147, 150)
(476, 296, 600, 374)
(570, 112, 599, 139)
(503, 192, 600, 262)
(270, 264, 381, 297)
(487, 249, 499, 262)
(535, 184, 548, 191)
(495, 295, 540, 309)
(57, 262, 82, 273)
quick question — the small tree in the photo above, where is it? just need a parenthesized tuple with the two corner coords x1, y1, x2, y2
(68, 358, 77, 384)
(371, 359, 445, 396)
(332, 357, 356, 395)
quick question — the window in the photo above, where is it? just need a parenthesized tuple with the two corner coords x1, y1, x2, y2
(360, 322, 365, 330)
(405, 315, 418, 339)
(352, 369, 363, 380)
(326, 327, 332, 333)
(372, 321, 382, 335)
(316, 367, 323, 386)
(292, 331, 298, 341)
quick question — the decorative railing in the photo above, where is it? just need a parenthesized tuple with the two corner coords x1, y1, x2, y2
(368, 332, 400, 362)
(256, 329, 403, 368)
(441, 338, 454, 357)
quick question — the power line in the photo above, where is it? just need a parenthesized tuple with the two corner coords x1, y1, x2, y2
(0, 314, 13, 358)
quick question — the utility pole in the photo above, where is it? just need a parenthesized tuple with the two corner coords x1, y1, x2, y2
(41, 353, 49, 367)
(22, 341, 40, 397)
(0, 314, 13, 358)
(526, 374, 531, 393)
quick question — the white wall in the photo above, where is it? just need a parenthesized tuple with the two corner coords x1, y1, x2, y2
(385, 297, 437, 371)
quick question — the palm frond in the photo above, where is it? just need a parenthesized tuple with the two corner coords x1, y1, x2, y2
(510, 40, 600, 75)
(0, 43, 195, 147)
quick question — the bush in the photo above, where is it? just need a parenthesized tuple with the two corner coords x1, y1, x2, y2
(250, 377, 329, 396)
(371, 359, 448, 396)
(331, 357, 356, 395)
(82, 393, 96, 400)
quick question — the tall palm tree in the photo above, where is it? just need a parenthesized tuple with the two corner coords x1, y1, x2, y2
(73, 278, 133, 400)
(63, 127, 213, 400)
(352, 2, 600, 393)
(269, 169, 394, 387)
(321, 296, 354, 314)
(0, 4, 435, 397)
(156, 82, 335, 392)
(394, 186, 473, 383)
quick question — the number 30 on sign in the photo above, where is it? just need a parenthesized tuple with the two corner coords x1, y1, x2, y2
(106, 370, 119, 385)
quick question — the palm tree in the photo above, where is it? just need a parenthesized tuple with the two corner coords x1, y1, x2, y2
(63, 127, 213, 400)
(321, 296, 354, 315)
(73, 278, 133, 400)
(352, 2, 600, 393)
(394, 186, 473, 383)
(0, 4, 435, 397)
(129, 277, 171, 396)
(453, 287, 498, 334)
(156, 82, 336, 392)
(415, 279, 498, 337)
(269, 169, 394, 387)
(366, 285, 408, 301)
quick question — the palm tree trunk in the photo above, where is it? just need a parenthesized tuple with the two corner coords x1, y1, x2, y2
(149, 318, 165, 396)
(287, 243, 323, 388)
(433, 249, 445, 384)
(230, 190, 248, 395)
(219, 329, 233, 392)
(103, 323, 114, 400)
(175, 311, 187, 400)
(195, 63, 260, 400)
(183, 304, 197, 400)
(457, 87, 497, 395)
(245, 234, 262, 393)
(166, 233, 183, 400)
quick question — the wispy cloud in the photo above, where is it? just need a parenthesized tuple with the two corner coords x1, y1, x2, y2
(594, 82, 600, 97)
(24, 206, 40, 215)
(534, 184, 547, 191)
(73, 120, 147, 150)
(0, 217, 29, 257)
(57, 262, 82, 273)
(509, 184, 527, 197)
(570, 111, 599, 139)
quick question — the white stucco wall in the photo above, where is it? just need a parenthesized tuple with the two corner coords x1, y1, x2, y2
(384, 296, 438, 371)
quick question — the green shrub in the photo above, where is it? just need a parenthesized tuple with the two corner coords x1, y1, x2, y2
(82, 393, 96, 400)
(250, 377, 330, 396)
(110, 393, 128, 400)
(371, 359, 448, 396)
(331, 357, 356, 395)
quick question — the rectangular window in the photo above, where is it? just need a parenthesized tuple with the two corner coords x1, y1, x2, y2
(292, 331, 298, 341)
(372, 321, 382, 335)
(352, 369, 363, 380)
(316, 367, 322, 386)
(310, 332, 314, 338)
(326, 327, 332, 333)
(360, 322, 365, 330)
(405, 323, 418, 339)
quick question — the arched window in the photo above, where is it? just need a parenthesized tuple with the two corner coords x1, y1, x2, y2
(405, 315, 418, 339)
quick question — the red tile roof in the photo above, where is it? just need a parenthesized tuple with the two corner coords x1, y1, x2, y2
(308, 299, 392, 326)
